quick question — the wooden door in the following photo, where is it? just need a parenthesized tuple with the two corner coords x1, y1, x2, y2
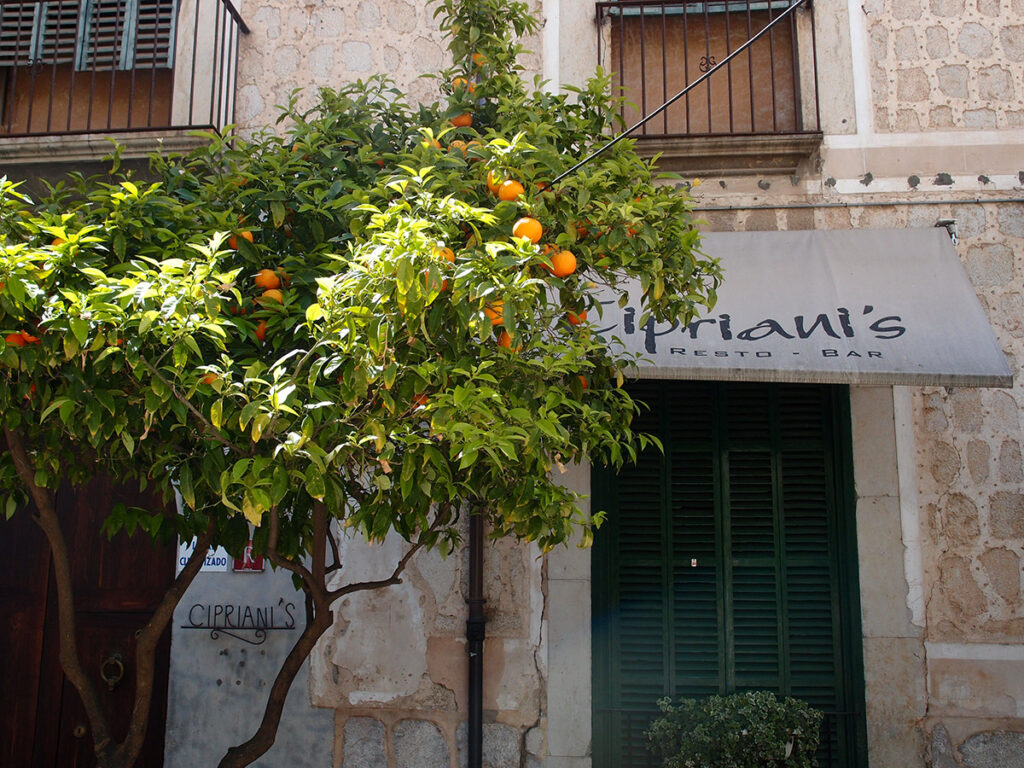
(0, 475, 175, 768)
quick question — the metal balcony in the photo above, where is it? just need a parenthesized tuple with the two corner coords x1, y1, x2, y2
(0, 0, 248, 138)
(595, 0, 821, 173)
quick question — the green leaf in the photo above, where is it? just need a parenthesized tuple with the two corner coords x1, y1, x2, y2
(305, 303, 323, 322)
(271, 201, 286, 228)
(139, 310, 159, 335)
(179, 464, 195, 509)
(69, 317, 89, 346)
(304, 464, 326, 500)
(251, 412, 272, 442)
(210, 399, 224, 429)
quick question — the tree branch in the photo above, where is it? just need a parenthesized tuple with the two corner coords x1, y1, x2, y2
(2, 427, 114, 762)
(113, 516, 217, 767)
(138, 357, 243, 455)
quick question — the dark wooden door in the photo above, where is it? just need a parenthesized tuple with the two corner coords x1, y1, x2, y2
(0, 475, 175, 768)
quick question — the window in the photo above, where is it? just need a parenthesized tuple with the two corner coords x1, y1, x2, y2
(592, 381, 866, 768)
(0, 0, 176, 71)
(597, 0, 819, 138)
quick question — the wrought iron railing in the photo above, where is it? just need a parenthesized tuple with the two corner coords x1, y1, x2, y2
(0, 0, 248, 137)
(595, 0, 819, 138)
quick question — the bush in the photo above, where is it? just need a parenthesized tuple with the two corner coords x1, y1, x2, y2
(646, 691, 823, 768)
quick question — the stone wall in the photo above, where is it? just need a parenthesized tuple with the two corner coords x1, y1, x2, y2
(233, 0, 543, 134)
(308, 527, 546, 767)
(863, 0, 1024, 132)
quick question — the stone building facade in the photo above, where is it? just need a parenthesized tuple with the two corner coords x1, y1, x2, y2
(3, 0, 1019, 766)
(194, 1, 1024, 767)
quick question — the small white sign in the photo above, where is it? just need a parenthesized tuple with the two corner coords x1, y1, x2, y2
(177, 538, 232, 574)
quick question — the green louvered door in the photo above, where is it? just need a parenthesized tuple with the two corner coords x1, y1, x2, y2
(592, 381, 866, 768)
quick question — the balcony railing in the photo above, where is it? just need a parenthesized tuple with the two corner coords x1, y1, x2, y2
(596, 0, 820, 139)
(0, 0, 248, 137)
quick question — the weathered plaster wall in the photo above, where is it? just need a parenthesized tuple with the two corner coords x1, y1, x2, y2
(165, 565, 334, 768)
(307, 525, 547, 767)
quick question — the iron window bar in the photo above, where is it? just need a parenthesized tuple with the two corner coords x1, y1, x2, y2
(552, 0, 812, 188)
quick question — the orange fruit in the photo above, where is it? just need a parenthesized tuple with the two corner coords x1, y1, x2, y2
(450, 139, 468, 155)
(567, 309, 587, 325)
(484, 301, 504, 325)
(19, 331, 40, 344)
(5, 332, 27, 347)
(424, 271, 449, 292)
(512, 217, 543, 244)
(472, 52, 486, 66)
(413, 393, 429, 408)
(487, 170, 504, 195)
(451, 112, 473, 128)
(498, 180, 525, 202)
(433, 246, 455, 262)
(260, 288, 284, 304)
(51, 237, 65, 246)
(228, 230, 254, 249)
(497, 330, 522, 351)
(578, 375, 588, 390)
(550, 250, 577, 278)
(254, 268, 281, 290)
(452, 77, 475, 94)
(254, 320, 267, 342)
(200, 372, 219, 385)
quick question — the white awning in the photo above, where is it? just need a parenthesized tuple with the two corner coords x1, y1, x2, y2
(597, 228, 1013, 387)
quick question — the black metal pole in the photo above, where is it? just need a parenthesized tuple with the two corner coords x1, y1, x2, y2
(467, 507, 486, 768)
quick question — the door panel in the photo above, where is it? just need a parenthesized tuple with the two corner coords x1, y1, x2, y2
(592, 381, 866, 768)
(0, 475, 175, 768)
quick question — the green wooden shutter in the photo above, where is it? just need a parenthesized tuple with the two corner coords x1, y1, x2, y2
(592, 381, 866, 768)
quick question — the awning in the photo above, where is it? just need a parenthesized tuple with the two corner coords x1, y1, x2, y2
(597, 228, 1013, 387)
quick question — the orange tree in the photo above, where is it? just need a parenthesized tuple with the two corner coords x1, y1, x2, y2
(0, 0, 719, 766)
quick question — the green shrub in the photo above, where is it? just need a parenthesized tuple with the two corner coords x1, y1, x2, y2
(646, 691, 823, 768)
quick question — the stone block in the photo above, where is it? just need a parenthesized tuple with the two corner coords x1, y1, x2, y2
(343, 717, 387, 768)
(997, 440, 1022, 483)
(931, 0, 965, 15)
(308, 45, 335, 80)
(394, 719, 450, 768)
(988, 391, 1020, 434)
(960, 730, 1024, 768)
(938, 65, 970, 99)
(997, 204, 1024, 238)
(273, 45, 301, 78)
(895, 0, 924, 19)
(951, 204, 987, 239)
(387, 0, 417, 32)
(896, 109, 922, 132)
(785, 207, 815, 231)
(966, 243, 1013, 286)
(942, 494, 980, 548)
(456, 722, 523, 768)
(1001, 26, 1024, 62)
(743, 208, 777, 231)
(356, 0, 381, 29)
(950, 389, 983, 434)
(959, 23, 995, 58)
(966, 440, 990, 484)
(990, 492, 1024, 539)
(938, 554, 986, 620)
(863, 637, 927, 767)
(343, 41, 373, 72)
(964, 109, 996, 129)
(930, 440, 961, 485)
(895, 26, 920, 60)
(977, 0, 1000, 14)
(931, 723, 962, 768)
(856, 496, 918, 638)
(850, 386, 898, 497)
(927, 26, 951, 58)
(979, 547, 1021, 605)
(930, 105, 956, 128)
(978, 66, 1015, 102)
(547, 579, 592, 756)
(898, 68, 931, 102)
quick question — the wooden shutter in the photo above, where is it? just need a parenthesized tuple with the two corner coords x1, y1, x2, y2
(0, 1, 79, 66)
(592, 381, 865, 768)
(77, 0, 175, 70)
(130, 0, 176, 68)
